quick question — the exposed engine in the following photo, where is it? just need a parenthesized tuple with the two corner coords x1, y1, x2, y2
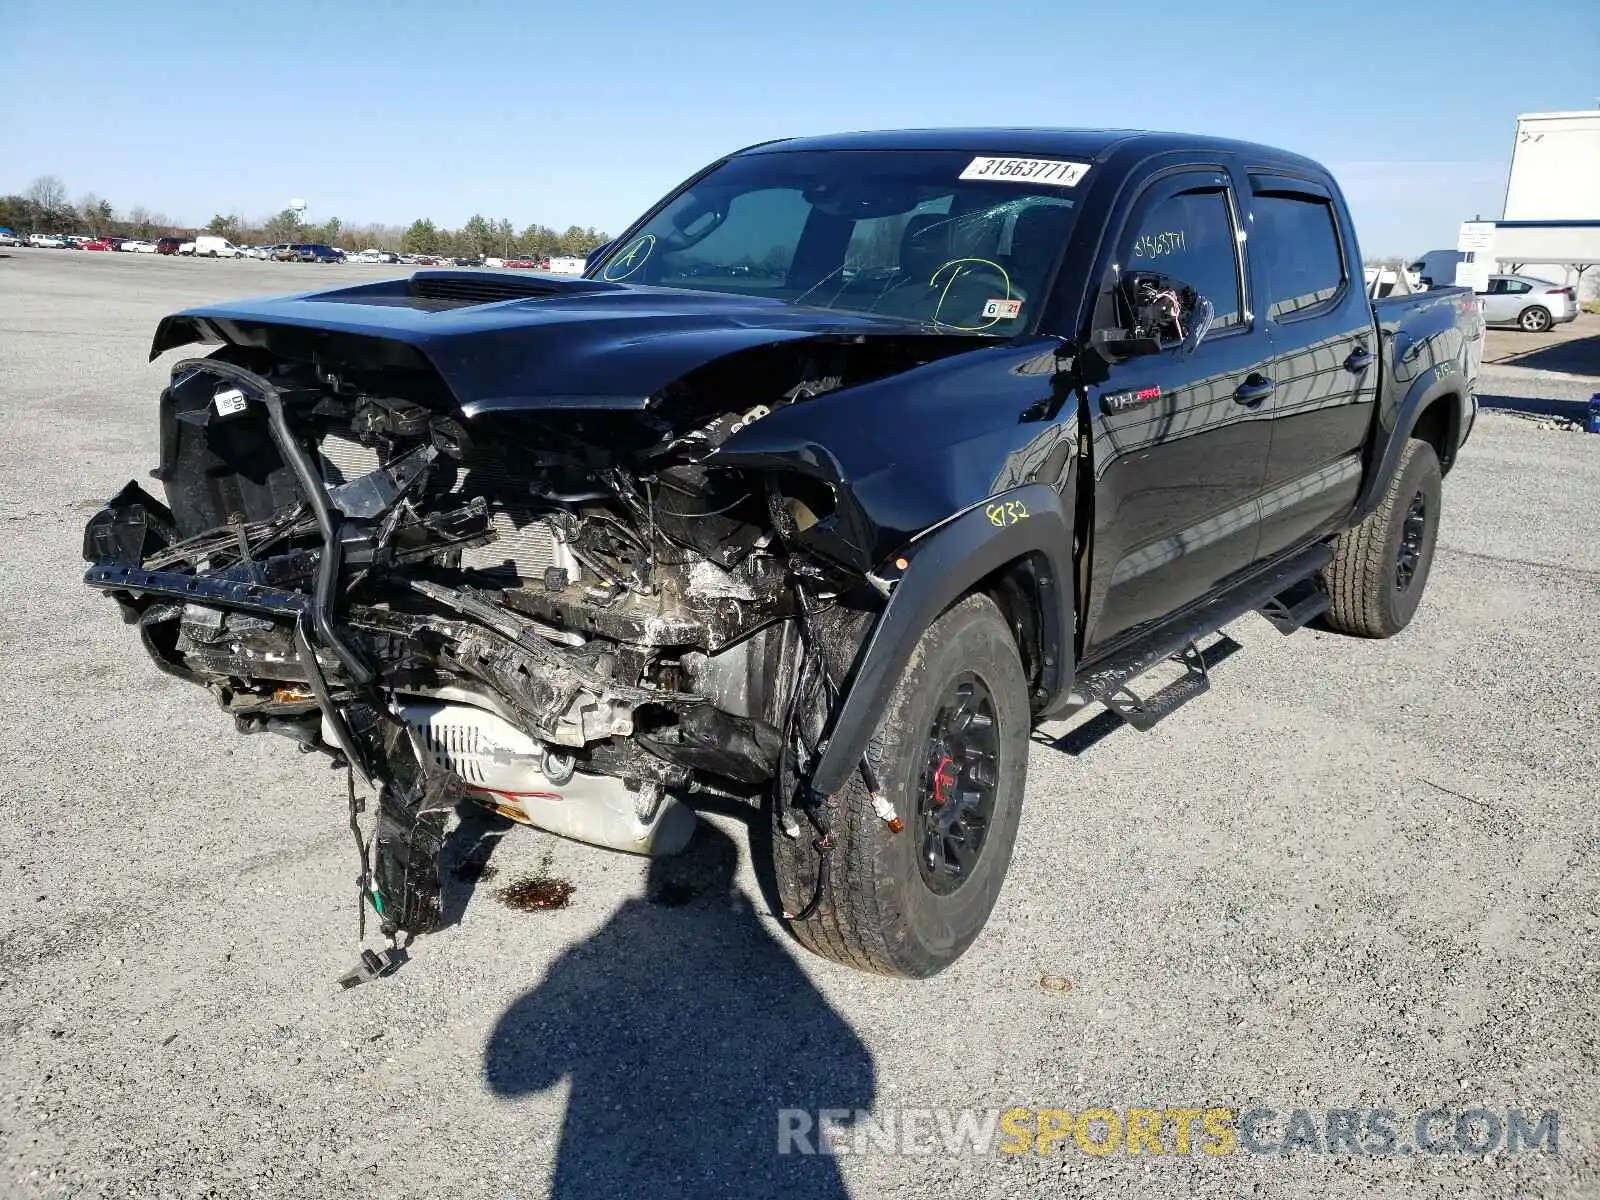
(83, 331, 972, 952)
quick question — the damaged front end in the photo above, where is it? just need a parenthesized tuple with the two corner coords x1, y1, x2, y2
(84, 323, 975, 957)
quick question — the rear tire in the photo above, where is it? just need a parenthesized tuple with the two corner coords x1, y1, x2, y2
(1321, 437, 1442, 638)
(1518, 306, 1552, 333)
(770, 593, 1030, 978)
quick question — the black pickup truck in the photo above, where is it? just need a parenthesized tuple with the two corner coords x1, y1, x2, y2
(84, 128, 1482, 980)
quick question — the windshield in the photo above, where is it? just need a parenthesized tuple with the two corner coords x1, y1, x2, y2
(589, 149, 1087, 332)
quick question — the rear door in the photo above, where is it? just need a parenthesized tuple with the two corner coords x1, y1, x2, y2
(1247, 173, 1378, 559)
(1080, 166, 1273, 656)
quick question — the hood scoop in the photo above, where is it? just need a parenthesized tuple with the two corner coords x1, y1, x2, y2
(407, 270, 613, 307)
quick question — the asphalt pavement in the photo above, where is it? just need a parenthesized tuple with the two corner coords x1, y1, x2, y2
(1, 250, 1596, 1199)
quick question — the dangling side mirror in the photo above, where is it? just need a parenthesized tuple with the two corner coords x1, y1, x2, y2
(1179, 295, 1215, 357)
(1091, 271, 1205, 362)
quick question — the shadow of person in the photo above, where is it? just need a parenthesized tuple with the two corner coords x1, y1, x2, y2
(438, 805, 515, 928)
(484, 819, 875, 1199)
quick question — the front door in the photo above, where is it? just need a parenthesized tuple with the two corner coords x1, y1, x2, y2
(1081, 168, 1275, 657)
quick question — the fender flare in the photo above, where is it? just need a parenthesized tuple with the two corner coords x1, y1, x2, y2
(808, 481, 1075, 797)
(1350, 366, 1462, 524)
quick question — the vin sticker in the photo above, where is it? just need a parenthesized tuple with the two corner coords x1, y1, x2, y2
(982, 298, 1023, 320)
(959, 157, 1090, 188)
(1101, 385, 1162, 415)
(213, 387, 248, 417)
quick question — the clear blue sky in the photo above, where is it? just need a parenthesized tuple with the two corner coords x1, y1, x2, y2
(1, 0, 1595, 256)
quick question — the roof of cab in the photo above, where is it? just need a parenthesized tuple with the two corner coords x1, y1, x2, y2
(735, 127, 1325, 174)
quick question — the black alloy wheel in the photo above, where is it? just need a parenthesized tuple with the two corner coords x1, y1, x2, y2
(915, 672, 1000, 895)
(1395, 489, 1428, 592)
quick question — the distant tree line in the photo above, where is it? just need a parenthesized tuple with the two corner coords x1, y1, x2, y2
(0, 175, 611, 257)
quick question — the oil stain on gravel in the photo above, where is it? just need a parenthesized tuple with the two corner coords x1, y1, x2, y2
(495, 853, 575, 911)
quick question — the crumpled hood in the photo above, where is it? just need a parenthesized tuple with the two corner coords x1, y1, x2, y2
(150, 270, 951, 417)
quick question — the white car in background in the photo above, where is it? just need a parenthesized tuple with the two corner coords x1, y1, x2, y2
(121, 239, 158, 253)
(29, 233, 68, 248)
(1477, 274, 1579, 333)
(352, 249, 399, 264)
(0, 230, 20, 247)
(178, 241, 197, 256)
(193, 236, 243, 258)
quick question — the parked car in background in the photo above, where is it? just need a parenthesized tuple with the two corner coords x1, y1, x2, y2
(275, 243, 344, 263)
(178, 241, 197, 255)
(193, 236, 244, 258)
(155, 237, 186, 255)
(28, 234, 69, 248)
(351, 249, 399, 264)
(1476, 274, 1577, 332)
(502, 258, 542, 269)
(0, 229, 21, 247)
(82, 238, 116, 251)
(121, 239, 158, 254)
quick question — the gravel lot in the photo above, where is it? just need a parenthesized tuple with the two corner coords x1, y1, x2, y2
(2, 250, 1597, 1199)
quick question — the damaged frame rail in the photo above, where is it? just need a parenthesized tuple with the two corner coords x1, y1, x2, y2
(81, 360, 477, 983)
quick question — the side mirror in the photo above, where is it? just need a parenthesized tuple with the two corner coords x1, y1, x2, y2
(1091, 272, 1205, 362)
(1091, 328, 1163, 360)
(1179, 295, 1215, 356)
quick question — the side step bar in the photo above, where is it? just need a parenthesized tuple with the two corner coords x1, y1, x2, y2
(1077, 544, 1333, 732)
(1258, 577, 1331, 635)
(1092, 640, 1211, 732)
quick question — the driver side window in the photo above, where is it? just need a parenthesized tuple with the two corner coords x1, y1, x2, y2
(1120, 185, 1245, 335)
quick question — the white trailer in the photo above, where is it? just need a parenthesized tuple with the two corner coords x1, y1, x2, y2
(1499, 110, 1600, 298)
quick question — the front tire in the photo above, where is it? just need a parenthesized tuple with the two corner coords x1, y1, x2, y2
(1321, 437, 1442, 638)
(1518, 306, 1552, 333)
(771, 593, 1030, 978)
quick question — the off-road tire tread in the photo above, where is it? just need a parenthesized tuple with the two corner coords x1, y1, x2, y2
(1322, 437, 1441, 638)
(772, 593, 1027, 977)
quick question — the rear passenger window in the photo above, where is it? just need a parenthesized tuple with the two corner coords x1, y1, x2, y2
(1253, 194, 1345, 319)
(1122, 189, 1243, 331)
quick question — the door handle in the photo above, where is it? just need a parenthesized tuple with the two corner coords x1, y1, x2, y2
(1234, 375, 1274, 406)
(1344, 346, 1374, 372)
